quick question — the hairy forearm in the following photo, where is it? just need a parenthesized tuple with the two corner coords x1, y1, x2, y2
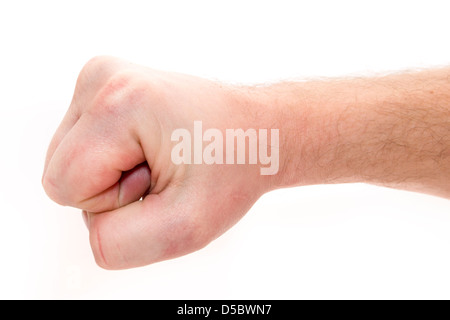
(251, 68, 450, 198)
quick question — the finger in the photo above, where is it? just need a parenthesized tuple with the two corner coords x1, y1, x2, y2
(86, 187, 210, 270)
(43, 56, 123, 178)
(43, 107, 79, 178)
(85, 177, 258, 270)
(43, 112, 146, 212)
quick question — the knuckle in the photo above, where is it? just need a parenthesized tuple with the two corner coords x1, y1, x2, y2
(90, 70, 147, 116)
(78, 55, 116, 82)
(73, 56, 122, 107)
(42, 144, 87, 209)
(42, 173, 68, 207)
(79, 58, 164, 119)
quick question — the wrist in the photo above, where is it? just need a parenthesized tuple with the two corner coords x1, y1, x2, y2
(247, 80, 363, 191)
(231, 83, 322, 192)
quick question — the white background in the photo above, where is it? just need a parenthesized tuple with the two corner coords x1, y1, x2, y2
(1, 0, 450, 299)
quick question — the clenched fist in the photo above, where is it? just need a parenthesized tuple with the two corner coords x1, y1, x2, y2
(43, 57, 450, 269)
(42, 56, 279, 269)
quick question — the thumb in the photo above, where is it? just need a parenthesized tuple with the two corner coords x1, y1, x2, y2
(85, 186, 209, 270)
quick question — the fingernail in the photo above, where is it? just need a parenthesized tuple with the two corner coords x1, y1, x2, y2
(82, 210, 89, 229)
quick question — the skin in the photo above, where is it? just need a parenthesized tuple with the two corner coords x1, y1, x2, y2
(42, 56, 450, 269)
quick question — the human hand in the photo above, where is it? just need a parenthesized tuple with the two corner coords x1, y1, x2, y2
(42, 56, 279, 269)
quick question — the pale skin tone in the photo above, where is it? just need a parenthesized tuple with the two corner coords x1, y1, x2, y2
(42, 56, 450, 269)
